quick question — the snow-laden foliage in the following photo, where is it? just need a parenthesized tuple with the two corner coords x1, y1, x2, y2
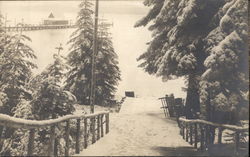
(12, 99, 34, 119)
(136, 0, 248, 123)
(31, 53, 76, 120)
(7, 52, 77, 156)
(200, 0, 248, 123)
(0, 32, 37, 116)
(0, 14, 39, 156)
(135, 0, 227, 118)
(66, 0, 121, 106)
(1, 99, 34, 156)
(0, 92, 8, 108)
(0, 14, 78, 156)
(136, 0, 226, 78)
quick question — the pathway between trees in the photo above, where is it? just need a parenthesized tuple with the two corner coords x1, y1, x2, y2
(77, 97, 203, 156)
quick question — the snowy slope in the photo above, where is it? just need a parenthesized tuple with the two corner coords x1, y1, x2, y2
(76, 97, 199, 156)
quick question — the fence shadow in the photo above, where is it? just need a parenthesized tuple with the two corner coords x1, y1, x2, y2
(207, 143, 249, 157)
(146, 112, 177, 125)
(152, 146, 205, 156)
(152, 144, 249, 157)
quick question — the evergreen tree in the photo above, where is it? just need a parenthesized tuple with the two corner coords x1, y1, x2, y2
(0, 32, 37, 116)
(66, 0, 94, 105)
(0, 16, 7, 108)
(95, 22, 121, 106)
(135, 0, 226, 118)
(200, 0, 248, 124)
(66, 0, 121, 106)
(0, 15, 38, 156)
(31, 49, 75, 120)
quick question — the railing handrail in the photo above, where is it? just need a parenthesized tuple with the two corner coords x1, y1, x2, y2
(158, 97, 166, 100)
(179, 117, 249, 132)
(0, 111, 109, 129)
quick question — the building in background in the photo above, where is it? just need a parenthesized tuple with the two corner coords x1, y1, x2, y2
(43, 13, 69, 26)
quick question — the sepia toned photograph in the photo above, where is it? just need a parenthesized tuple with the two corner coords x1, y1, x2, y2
(0, 0, 249, 156)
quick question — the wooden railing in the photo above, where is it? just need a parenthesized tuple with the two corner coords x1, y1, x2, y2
(0, 111, 109, 156)
(179, 117, 248, 155)
(158, 95, 184, 119)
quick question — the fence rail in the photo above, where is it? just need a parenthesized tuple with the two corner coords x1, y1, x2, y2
(0, 111, 109, 156)
(179, 117, 249, 155)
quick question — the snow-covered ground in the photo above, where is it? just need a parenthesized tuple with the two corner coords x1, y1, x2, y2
(76, 97, 200, 156)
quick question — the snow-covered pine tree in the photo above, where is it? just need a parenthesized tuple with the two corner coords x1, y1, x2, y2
(66, 0, 120, 106)
(27, 50, 76, 156)
(0, 14, 38, 156)
(0, 32, 37, 116)
(65, 0, 94, 105)
(200, 0, 248, 124)
(95, 21, 121, 106)
(135, 0, 226, 119)
(31, 48, 75, 120)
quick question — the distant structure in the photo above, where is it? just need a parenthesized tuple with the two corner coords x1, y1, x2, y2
(125, 91, 135, 98)
(43, 13, 69, 26)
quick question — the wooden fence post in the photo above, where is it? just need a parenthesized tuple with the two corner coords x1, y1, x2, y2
(185, 123, 189, 142)
(54, 138, 58, 156)
(65, 120, 70, 156)
(218, 127, 222, 144)
(205, 125, 210, 148)
(92, 117, 96, 144)
(183, 122, 185, 140)
(180, 121, 183, 136)
(205, 125, 209, 149)
(160, 99, 167, 117)
(194, 123, 198, 148)
(200, 124, 205, 151)
(190, 124, 193, 145)
(27, 129, 35, 156)
(234, 131, 240, 155)
(210, 126, 215, 144)
(97, 115, 100, 140)
(48, 125, 56, 156)
(101, 114, 104, 137)
(75, 119, 81, 154)
(84, 118, 88, 149)
(106, 113, 109, 134)
(0, 126, 4, 141)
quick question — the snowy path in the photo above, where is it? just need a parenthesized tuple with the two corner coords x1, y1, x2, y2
(77, 97, 201, 156)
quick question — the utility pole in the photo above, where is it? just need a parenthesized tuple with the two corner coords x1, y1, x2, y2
(90, 0, 99, 113)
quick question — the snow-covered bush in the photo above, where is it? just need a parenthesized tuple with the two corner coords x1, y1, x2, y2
(31, 79, 76, 119)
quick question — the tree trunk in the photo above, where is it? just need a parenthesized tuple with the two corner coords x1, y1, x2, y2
(185, 74, 200, 119)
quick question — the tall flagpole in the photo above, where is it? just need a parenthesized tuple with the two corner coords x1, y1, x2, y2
(90, 0, 99, 113)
